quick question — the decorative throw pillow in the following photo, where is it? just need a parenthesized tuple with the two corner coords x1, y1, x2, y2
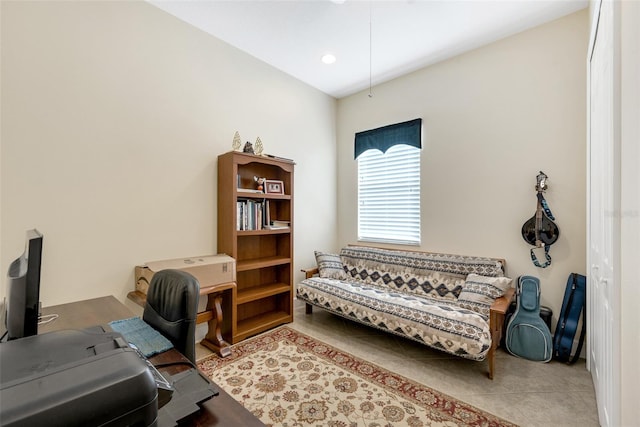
(315, 251, 347, 280)
(458, 273, 513, 307)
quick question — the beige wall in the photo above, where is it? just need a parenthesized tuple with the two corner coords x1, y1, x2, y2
(0, 1, 338, 307)
(337, 10, 588, 321)
(1, 2, 588, 326)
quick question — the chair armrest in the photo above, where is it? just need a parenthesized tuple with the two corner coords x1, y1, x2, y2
(490, 287, 515, 315)
(487, 286, 515, 379)
(301, 267, 319, 279)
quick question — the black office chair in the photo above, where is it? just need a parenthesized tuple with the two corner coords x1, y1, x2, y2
(143, 269, 200, 364)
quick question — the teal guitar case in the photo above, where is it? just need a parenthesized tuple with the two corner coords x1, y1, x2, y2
(505, 276, 553, 362)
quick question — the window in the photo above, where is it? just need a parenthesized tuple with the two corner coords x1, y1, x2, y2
(356, 120, 421, 245)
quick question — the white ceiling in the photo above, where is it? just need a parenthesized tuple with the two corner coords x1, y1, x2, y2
(149, 0, 588, 99)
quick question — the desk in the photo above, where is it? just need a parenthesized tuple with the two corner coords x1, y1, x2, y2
(41, 296, 264, 427)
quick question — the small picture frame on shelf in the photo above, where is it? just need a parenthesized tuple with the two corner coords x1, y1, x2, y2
(264, 179, 284, 195)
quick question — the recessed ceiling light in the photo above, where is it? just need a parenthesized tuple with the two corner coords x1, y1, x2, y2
(321, 53, 337, 64)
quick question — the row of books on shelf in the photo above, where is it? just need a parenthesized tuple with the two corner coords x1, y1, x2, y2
(236, 199, 290, 231)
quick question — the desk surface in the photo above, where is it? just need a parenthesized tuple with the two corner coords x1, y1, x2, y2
(40, 296, 133, 333)
(41, 296, 263, 427)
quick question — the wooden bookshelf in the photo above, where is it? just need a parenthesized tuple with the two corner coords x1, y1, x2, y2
(217, 151, 294, 343)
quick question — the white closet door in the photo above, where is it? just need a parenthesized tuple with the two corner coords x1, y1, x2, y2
(587, 1, 620, 425)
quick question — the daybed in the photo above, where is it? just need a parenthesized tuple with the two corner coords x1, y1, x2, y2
(297, 245, 515, 379)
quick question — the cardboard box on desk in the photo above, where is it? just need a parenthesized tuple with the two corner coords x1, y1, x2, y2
(135, 254, 236, 294)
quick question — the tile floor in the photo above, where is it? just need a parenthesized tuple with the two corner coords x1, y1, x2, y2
(196, 299, 600, 427)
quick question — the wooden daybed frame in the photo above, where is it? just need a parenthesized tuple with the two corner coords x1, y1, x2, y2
(300, 247, 515, 380)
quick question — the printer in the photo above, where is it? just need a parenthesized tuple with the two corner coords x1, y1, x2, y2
(0, 329, 158, 427)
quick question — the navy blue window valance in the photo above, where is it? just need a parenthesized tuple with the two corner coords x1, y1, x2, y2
(354, 118, 422, 159)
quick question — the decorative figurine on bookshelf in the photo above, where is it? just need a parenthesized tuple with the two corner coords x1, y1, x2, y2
(242, 141, 254, 154)
(232, 131, 242, 151)
(254, 137, 264, 156)
(254, 176, 266, 192)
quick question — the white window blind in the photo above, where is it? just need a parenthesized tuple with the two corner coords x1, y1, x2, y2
(357, 144, 421, 245)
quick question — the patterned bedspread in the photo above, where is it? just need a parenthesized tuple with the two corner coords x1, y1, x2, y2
(297, 277, 491, 360)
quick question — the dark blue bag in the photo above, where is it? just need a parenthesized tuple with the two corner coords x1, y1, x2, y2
(553, 273, 586, 364)
(505, 276, 553, 362)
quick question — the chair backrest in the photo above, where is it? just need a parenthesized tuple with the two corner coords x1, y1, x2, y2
(143, 269, 200, 364)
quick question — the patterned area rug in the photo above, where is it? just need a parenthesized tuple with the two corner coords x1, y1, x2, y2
(197, 326, 517, 427)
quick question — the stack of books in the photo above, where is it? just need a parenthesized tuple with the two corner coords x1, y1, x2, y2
(264, 220, 290, 230)
(236, 199, 266, 230)
(236, 199, 291, 231)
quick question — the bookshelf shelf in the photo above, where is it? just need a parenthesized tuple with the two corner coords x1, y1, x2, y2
(236, 256, 291, 272)
(236, 192, 291, 201)
(237, 282, 291, 305)
(235, 311, 292, 343)
(236, 228, 290, 236)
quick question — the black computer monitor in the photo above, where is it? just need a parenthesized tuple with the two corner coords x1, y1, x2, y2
(5, 229, 43, 340)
